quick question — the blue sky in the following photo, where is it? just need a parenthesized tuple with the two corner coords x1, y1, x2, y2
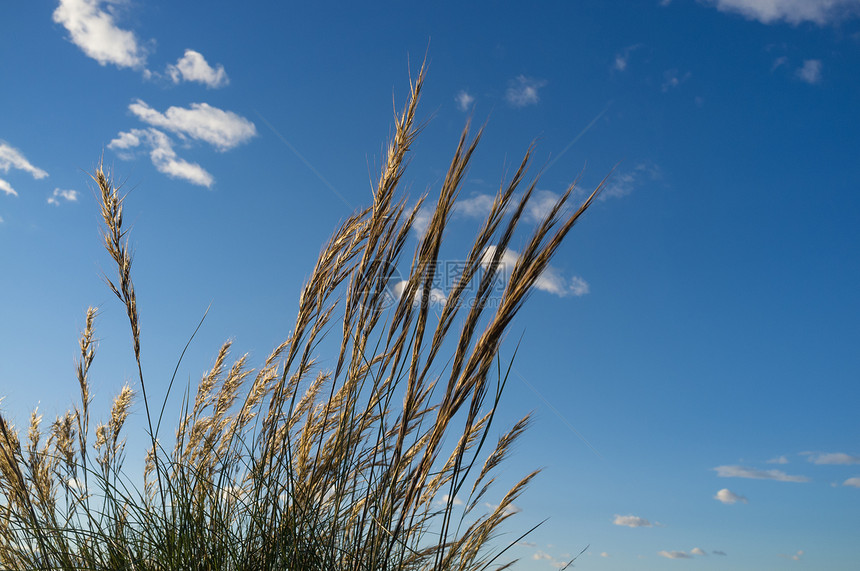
(2, 0, 860, 568)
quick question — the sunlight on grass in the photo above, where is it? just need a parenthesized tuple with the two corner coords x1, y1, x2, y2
(0, 64, 603, 570)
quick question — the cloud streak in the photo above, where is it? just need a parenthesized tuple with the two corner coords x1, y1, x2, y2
(613, 514, 652, 528)
(807, 452, 860, 465)
(713, 465, 810, 482)
(658, 550, 692, 559)
(703, 0, 860, 25)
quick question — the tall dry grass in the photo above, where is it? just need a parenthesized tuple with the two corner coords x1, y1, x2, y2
(0, 64, 604, 570)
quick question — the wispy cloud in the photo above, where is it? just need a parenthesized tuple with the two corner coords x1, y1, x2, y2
(109, 128, 214, 187)
(166, 49, 229, 88)
(506, 75, 547, 107)
(662, 69, 691, 92)
(602, 163, 661, 201)
(128, 100, 256, 151)
(613, 44, 642, 72)
(441, 494, 464, 506)
(806, 452, 860, 465)
(767, 455, 789, 464)
(713, 465, 811, 482)
(410, 205, 432, 239)
(455, 90, 475, 111)
(531, 549, 574, 569)
(713, 550, 728, 556)
(715, 488, 748, 504)
(771, 56, 789, 71)
(703, 0, 860, 25)
(843, 477, 860, 488)
(613, 514, 652, 528)
(483, 246, 590, 297)
(795, 59, 822, 84)
(47, 188, 79, 206)
(455, 193, 498, 219)
(0, 141, 49, 197)
(485, 501, 521, 516)
(390, 280, 447, 308)
(658, 550, 692, 559)
(53, 0, 148, 69)
(778, 549, 804, 561)
(690, 547, 707, 556)
(456, 164, 654, 225)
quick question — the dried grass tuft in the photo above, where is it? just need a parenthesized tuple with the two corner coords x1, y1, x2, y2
(0, 62, 605, 570)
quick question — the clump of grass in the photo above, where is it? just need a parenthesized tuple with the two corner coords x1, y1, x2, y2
(0, 63, 604, 570)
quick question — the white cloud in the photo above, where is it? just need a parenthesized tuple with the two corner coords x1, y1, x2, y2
(796, 59, 822, 84)
(526, 190, 575, 223)
(145, 129, 214, 187)
(613, 514, 652, 528)
(715, 488, 749, 504)
(600, 552, 610, 558)
(691, 547, 707, 556)
(67, 478, 86, 490)
(47, 188, 79, 206)
(391, 280, 447, 308)
(704, 0, 860, 25)
(0, 142, 49, 196)
(658, 550, 692, 559)
(109, 128, 214, 187)
(52, 0, 147, 69)
(506, 75, 547, 107)
(456, 193, 498, 219)
(455, 90, 475, 111)
(482, 246, 590, 297)
(128, 100, 257, 151)
(410, 206, 432, 239)
(843, 477, 860, 488)
(0, 142, 49, 187)
(0, 179, 16, 197)
(441, 494, 464, 506)
(807, 452, 860, 465)
(166, 49, 229, 88)
(767, 455, 789, 464)
(713, 465, 811, 482)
